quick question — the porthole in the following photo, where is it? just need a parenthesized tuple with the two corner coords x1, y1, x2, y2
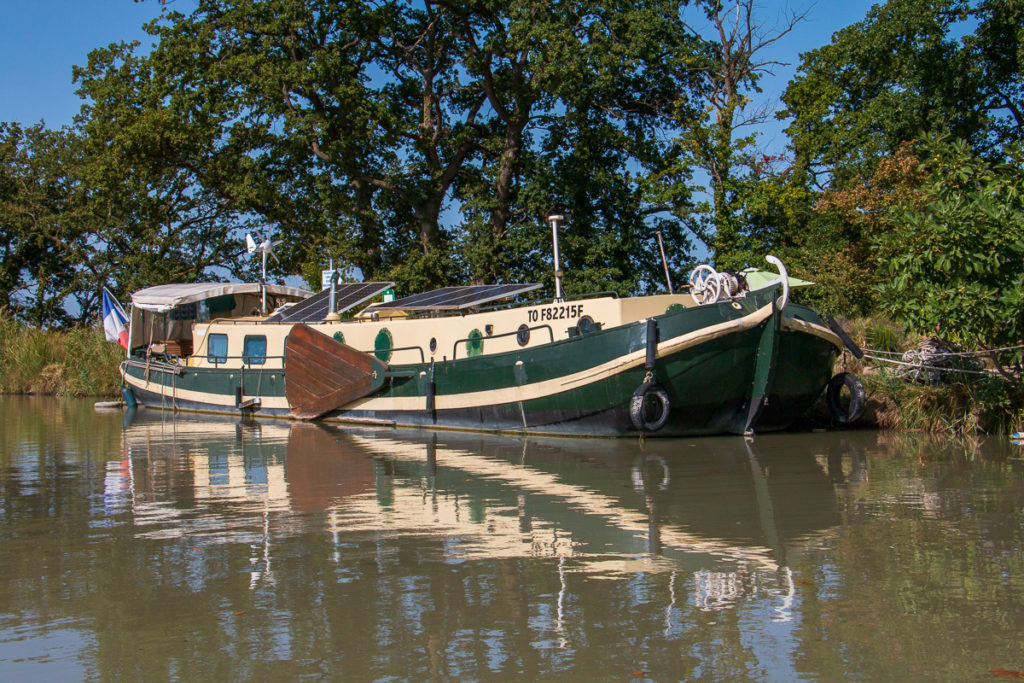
(429, 337, 437, 353)
(466, 329, 484, 357)
(374, 328, 393, 363)
(333, 331, 345, 344)
(577, 315, 597, 335)
(516, 324, 531, 347)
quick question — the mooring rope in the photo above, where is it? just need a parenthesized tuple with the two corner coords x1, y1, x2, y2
(860, 352, 992, 376)
(862, 343, 1024, 359)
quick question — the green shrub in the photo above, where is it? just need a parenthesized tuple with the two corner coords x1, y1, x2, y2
(862, 319, 903, 353)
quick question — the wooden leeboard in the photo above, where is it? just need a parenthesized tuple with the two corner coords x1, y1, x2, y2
(285, 324, 386, 419)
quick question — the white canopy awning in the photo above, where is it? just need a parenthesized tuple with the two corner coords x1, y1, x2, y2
(131, 283, 312, 312)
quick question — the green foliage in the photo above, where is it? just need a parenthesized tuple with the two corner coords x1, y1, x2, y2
(875, 138, 1024, 356)
(4, 0, 1019, 337)
(1, 46, 264, 328)
(73, 41, 264, 297)
(778, 0, 1024, 318)
(862, 320, 904, 354)
(782, 0, 1021, 185)
(90, 0, 699, 295)
(0, 123, 93, 326)
(1, 0, 719, 315)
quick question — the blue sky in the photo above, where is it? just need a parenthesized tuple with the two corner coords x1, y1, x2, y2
(0, 1, 166, 128)
(1, 0, 876, 140)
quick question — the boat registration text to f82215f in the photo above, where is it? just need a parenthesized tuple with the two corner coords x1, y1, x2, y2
(528, 304, 584, 323)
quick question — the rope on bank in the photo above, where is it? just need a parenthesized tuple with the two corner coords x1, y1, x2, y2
(862, 342, 1024, 359)
(861, 352, 991, 376)
(854, 332, 1024, 382)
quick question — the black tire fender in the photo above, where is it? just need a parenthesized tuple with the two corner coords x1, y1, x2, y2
(630, 382, 671, 432)
(827, 372, 865, 424)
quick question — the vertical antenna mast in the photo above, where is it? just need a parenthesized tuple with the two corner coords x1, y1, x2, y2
(246, 232, 280, 316)
(656, 231, 674, 293)
(261, 248, 267, 314)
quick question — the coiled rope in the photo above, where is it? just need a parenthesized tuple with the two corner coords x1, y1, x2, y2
(858, 336, 1020, 381)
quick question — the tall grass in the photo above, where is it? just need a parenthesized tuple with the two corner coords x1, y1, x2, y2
(863, 370, 1024, 435)
(0, 316, 123, 397)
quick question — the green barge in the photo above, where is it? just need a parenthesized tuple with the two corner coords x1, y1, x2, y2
(120, 259, 847, 437)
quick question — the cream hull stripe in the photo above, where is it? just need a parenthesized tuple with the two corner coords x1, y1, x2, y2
(126, 304, 789, 413)
(122, 372, 292, 410)
(780, 315, 844, 350)
(350, 303, 774, 411)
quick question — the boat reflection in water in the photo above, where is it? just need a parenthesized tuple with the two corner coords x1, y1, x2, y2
(116, 412, 852, 619)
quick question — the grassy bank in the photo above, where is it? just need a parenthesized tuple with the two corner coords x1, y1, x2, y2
(834, 318, 1024, 436)
(0, 317, 123, 397)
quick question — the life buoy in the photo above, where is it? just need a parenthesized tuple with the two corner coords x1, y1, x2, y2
(630, 382, 671, 432)
(631, 455, 671, 492)
(827, 372, 865, 423)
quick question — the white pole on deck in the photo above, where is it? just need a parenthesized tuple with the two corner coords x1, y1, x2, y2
(261, 249, 267, 315)
(548, 213, 565, 301)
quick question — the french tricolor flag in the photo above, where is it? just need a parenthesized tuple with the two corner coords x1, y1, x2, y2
(102, 287, 129, 350)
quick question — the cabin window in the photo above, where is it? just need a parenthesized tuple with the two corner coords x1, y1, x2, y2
(243, 335, 267, 365)
(207, 334, 228, 364)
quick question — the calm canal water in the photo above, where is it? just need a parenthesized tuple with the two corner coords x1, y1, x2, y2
(2, 396, 1024, 680)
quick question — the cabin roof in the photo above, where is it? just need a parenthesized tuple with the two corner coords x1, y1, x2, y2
(131, 282, 312, 312)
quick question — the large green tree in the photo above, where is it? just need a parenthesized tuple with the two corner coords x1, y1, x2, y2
(778, 0, 1024, 313)
(74, 42, 264, 299)
(452, 0, 688, 291)
(0, 123, 89, 326)
(784, 0, 1023, 183)
(81, 0, 700, 295)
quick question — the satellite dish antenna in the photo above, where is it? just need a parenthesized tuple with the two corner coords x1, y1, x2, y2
(245, 232, 282, 314)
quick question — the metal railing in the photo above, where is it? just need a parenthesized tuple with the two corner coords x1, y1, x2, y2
(371, 344, 426, 364)
(452, 324, 554, 360)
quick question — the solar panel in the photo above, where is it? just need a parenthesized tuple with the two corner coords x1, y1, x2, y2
(266, 281, 395, 322)
(366, 283, 541, 311)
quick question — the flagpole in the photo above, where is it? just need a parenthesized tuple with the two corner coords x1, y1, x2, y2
(102, 286, 131, 355)
(125, 300, 132, 359)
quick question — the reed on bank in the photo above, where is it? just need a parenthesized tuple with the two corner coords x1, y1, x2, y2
(0, 316, 123, 397)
